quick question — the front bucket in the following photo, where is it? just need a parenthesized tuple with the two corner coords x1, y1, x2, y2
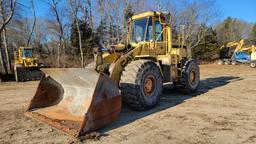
(25, 68, 121, 137)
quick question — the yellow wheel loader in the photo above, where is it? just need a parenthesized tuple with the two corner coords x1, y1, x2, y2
(25, 11, 200, 138)
(14, 47, 45, 81)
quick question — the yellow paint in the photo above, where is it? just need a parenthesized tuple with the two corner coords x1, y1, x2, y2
(251, 52, 256, 61)
(97, 11, 188, 83)
(14, 47, 38, 67)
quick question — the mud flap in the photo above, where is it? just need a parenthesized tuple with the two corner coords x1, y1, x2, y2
(25, 68, 121, 137)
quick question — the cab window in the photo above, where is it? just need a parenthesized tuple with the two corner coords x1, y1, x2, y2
(146, 18, 153, 41)
(23, 49, 33, 58)
(132, 17, 153, 42)
(155, 21, 163, 41)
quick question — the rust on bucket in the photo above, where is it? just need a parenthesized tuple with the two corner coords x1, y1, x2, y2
(25, 68, 121, 137)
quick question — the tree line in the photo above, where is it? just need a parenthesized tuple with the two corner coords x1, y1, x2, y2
(0, 0, 255, 74)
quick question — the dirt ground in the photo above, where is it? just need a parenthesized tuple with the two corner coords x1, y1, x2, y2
(0, 64, 256, 144)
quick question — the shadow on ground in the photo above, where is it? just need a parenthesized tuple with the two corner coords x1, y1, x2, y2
(98, 76, 242, 134)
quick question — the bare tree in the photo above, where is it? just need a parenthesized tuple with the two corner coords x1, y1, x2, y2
(27, 0, 36, 46)
(215, 17, 252, 45)
(87, 0, 94, 59)
(69, 0, 83, 67)
(87, 0, 93, 31)
(96, 0, 128, 45)
(165, 0, 219, 57)
(149, 0, 219, 54)
(47, 0, 64, 67)
(0, 0, 16, 32)
(0, 0, 16, 74)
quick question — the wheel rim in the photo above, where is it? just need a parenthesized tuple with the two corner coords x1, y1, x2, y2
(251, 63, 256, 68)
(189, 69, 196, 84)
(143, 74, 156, 96)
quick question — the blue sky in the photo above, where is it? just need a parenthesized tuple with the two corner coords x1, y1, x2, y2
(216, 0, 256, 23)
(24, 0, 256, 23)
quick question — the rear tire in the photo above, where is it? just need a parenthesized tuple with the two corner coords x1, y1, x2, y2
(176, 60, 200, 94)
(120, 60, 163, 111)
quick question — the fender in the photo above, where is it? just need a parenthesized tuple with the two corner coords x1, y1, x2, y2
(110, 45, 142, 82)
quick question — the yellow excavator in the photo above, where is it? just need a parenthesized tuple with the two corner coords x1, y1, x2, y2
(218, 40, 256, 67)
(25, 11, 200, 138)
(218, 40, 256, 66)
(218, 39, 245, 65)
(14, 47, 45, 81)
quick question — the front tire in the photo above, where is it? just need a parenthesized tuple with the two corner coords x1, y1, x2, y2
(120, 60, 163, 111)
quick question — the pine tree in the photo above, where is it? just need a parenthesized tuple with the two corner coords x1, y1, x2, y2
(70, 20, 94, 58)
(192, 25, 219, 61)
(95, 17, 109, 47)
(216, 17, 243, 44)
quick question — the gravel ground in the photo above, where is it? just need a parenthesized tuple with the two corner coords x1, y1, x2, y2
(0, 64, 255, 144)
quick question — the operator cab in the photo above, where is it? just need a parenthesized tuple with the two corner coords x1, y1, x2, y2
(129, 12, 166, 44)
(22, 48, 33, 58)
(128, 11, 186, 57)
(129, 12, 185, 45)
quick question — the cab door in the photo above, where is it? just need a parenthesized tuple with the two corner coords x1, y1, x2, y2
(154, 19, 166, 55)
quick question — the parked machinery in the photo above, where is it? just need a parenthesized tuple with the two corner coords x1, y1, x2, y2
(25, 11, 200, 138)
(218, 39, 256, 64)
(14, 47, 45, 81)
(218, 39, 245, 65)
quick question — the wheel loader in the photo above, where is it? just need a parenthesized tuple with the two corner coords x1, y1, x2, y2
(13, 47, 45, 81)
(25, 11, 200, 138)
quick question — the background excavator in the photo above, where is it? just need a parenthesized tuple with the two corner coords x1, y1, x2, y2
(25, 11, 200, 138)
(218, 39, 256, 65)
(218, 39, 245, 65)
